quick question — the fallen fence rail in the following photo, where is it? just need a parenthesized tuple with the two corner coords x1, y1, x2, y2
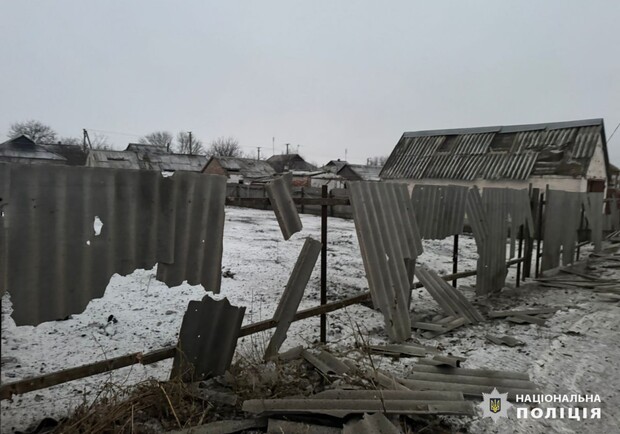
(225, 197, 350, 207)
(0, 257, 524, 400)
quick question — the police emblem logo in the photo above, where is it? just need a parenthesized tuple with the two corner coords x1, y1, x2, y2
(490, 397, 501, 413)
(479, 388, 512, 422)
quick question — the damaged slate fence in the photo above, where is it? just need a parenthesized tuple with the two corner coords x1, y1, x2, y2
(541, 189, 606, 271)
(0, 163, 226, 326)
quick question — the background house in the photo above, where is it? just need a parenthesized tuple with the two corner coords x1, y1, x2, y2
(380, 119, 609, 193)
(266, 153, 317, 173)
(0, 135, 87, 166)
(337, 164, 382, 182)
(202, 156, 276, 184)
(310, 171, 346, 189)
(323, 159, 348, 173)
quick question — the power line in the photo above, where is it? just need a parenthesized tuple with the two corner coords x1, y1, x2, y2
(85, 128, 143, 138)
(607, 121, 620, 144)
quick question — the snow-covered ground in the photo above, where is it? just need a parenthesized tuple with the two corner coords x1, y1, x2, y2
(1, 206, 618, 433)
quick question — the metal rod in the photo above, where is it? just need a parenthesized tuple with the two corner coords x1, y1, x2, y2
(0, 257, 526, 400)
(516, 225, 524, 287)
(535, 193, 544, 278)
(320, 185, 328, 344)
(452, 234, 459, 288)
(576, 207, 585, 261)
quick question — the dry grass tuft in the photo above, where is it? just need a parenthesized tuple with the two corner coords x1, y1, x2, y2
(54, 377, 223, 433)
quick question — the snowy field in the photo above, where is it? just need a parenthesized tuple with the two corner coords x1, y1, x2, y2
(2, 206, 619, 433)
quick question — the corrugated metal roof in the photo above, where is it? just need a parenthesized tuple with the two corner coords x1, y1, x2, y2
(348, 182, 423, 342)
(381, 119, 605, 180)
(207, 156, 276, 179)
(145, 154, 208, 172)
(1, 163, 226, 325)
(0, 136, 68, 162)
(171, 297, 245, 381)
(86, 150, 142, 169)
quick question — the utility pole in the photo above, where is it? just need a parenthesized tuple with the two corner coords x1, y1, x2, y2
(82, 129, 92, 151)
(285, 143, 290, 154)
(272, 137, 275, 156)
(345, 148, 348, 161)
(256, 146, 261, 160)
(188, 131, 193, 155)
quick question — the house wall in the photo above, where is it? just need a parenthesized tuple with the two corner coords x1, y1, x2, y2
(338, 166, 362, 181)
(202, 159, 228, 177)
(310, 177, 345, 189)
(388, 176, 586, 194)
(229, 174, 243, 183)
(586, 139, 607, 181)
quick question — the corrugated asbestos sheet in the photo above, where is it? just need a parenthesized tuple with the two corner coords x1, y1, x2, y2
(243, 391, 474, 417)
(583, 193, 603, 252)
(343, 412, 403, 434)
(411, 185, 468, 239)
(264, 238, 321, 359)
(266, 173, 303, 240)
(348, 181, 423, 342)
(0, 163, 226, 325)
(268, 419, 340, 434)
(171, 297, 245, 381)
(541, 190, 582, 271)
(414, 265, 483, 324)
(463, 186, 534, 295)
(507, 189, 535, 258)
(380, 120, 604, 180)
(477, 188, 509, 296)
(398, 364, 539, 400)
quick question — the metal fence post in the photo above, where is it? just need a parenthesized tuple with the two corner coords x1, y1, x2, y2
(535, 192, 544, 278)
(516, 225, 523, 287)
(452, 234, 459, 288)
(320, 185, 328, 343)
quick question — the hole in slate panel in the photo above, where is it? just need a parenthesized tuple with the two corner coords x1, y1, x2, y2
(93, 216, 103, 236)
(86, 240, 91, 246)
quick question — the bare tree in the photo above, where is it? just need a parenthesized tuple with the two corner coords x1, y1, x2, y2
(175, 132, 204, 155)
(8, 120, 57, 143)
(366, 155, 388, 166)
(207, 136, 243, 158)
(90, 133, 112, 150)
(59, 137, 82, 146)
(139, 131, 173, 149)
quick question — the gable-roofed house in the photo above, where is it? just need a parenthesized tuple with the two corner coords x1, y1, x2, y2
(0, 135, 87, 166)
(202, 156, 276, 183)
(266, 153, 317, 173)
(323, 159, 348, 173)
(337, 164, 382, 182)
(381, 119, 610, 193)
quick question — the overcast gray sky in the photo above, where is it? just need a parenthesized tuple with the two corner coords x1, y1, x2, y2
(1, 1, 619, 164)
